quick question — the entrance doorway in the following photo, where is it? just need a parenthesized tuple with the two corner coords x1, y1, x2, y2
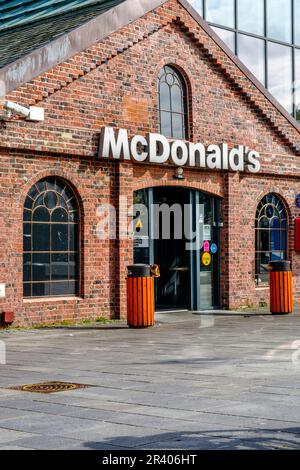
(153, 187, 190, 309)
(133, 187, 221, 311)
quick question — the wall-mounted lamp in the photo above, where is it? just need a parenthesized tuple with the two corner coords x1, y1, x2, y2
(173, 167, 185, 180)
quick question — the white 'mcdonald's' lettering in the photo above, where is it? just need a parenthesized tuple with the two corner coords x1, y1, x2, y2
(98, 127, 261, 173)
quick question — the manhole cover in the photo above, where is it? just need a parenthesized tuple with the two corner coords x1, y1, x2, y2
(8, 381, 91, 393)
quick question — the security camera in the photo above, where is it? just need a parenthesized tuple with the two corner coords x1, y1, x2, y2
(4, 100, 30, 118)
(3, 100, 44, 122)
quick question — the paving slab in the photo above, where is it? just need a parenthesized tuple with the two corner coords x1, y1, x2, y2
(1, 311, 300, 449)
(2, 435, 106, 450)
(0, 428, 37, 445)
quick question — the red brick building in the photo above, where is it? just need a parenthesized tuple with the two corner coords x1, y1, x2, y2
(0, 0, 300, 325)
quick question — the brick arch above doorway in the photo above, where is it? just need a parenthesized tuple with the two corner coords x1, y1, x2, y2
(131, 166, 225, 199)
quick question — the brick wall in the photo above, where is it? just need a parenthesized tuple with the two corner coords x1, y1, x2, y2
(0, 0, 300, 325)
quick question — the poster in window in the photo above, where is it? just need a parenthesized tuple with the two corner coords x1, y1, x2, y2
(203, 225, 211, 241)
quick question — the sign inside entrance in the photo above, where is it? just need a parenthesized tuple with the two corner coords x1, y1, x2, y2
(203, 225, 211, 241)
(133, 236, 149, 248)
(99, 127, 261, 173)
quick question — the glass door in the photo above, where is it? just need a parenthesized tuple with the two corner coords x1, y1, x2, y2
(153, 187, 190, 310)
(190, 191, 221, 310)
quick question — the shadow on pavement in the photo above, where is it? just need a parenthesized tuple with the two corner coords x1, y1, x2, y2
(84, 427, 300, 450)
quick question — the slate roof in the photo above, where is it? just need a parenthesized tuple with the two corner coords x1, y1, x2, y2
(0, 0, 125, 68)
(0, 0, 121, 30)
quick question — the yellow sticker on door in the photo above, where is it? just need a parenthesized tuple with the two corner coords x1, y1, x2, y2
(202, 252, 211, 266)
(135, 219, 143, 230)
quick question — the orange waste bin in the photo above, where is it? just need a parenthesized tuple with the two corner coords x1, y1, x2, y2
(127, 264, 155, 328)
(269, 260, 293, 314)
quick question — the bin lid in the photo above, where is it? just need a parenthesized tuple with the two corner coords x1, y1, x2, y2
(127, 264, 151, 277)
(268, 260, 291, 272)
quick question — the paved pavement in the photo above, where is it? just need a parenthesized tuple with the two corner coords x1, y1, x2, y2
(1, 311, 300, 449)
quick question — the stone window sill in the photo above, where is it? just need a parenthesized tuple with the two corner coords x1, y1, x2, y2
(23, 296, 82, 303)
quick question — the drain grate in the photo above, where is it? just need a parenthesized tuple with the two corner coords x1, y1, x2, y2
(8, 381, 91, 393)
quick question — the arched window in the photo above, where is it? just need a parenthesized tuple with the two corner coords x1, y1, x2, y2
(23, 177, 80, 297)
(158, 65, 188, 139)
(255, 194, 287, 284)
